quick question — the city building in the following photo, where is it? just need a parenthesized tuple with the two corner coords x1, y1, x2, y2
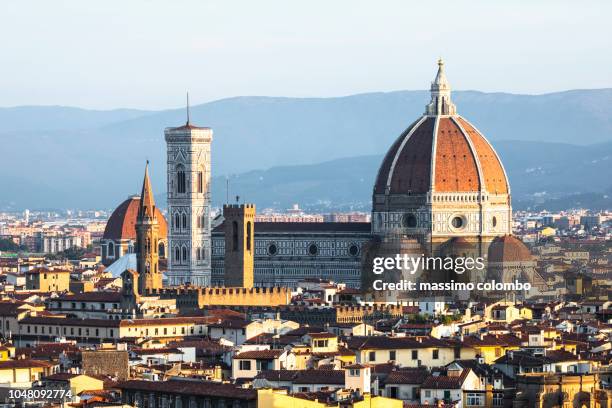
(25, 267, 71, 292)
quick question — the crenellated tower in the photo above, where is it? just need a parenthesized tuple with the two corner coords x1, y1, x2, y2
(223, 204, 255, 288)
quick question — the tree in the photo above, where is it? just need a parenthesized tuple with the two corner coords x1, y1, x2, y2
(0, 238, 26, 252)
(47, 245, 92, 260)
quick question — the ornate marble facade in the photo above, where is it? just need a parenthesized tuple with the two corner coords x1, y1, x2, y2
(164, 121, 213, 286)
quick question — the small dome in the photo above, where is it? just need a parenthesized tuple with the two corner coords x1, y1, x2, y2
(103, 196, 167, 240)
(488, 235, 532, 263)
(438, 237, 478, 256)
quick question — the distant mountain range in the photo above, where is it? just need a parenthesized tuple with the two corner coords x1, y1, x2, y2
(0, 89, 611, 210)
(204, 140, 612, 212)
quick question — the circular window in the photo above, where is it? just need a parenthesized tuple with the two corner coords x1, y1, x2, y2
(267, 243, 278, 256)
(451, 216, 465, 229)
(348, 244, 359, 257)
(402, 213, 417, 228)
(492, 216, 498, 228)
(308, 243, 318, 256)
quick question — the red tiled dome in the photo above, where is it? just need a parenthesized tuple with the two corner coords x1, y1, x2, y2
(374, 116, 509, 196)
(103, 196, 167, 240)
(373, 59, 509, 198)
(488, 235, 533, 263)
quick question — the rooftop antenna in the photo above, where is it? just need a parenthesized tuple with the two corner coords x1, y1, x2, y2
(186, 92, 190, 125)
(226, 177, 230, 204)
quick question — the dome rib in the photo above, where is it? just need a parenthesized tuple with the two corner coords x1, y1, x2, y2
(451, 116, 486, 191)
(456, 116, 511, 195)
(433, 118, 481, 192)
(386, 115, 429, 190)
(429, 115, 441, 192)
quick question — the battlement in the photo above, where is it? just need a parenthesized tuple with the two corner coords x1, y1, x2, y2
(335, 304, 403, 313)
(222, 203, 256, 217)
(223, 203, 255, 209)
(147, 285, 290, 308)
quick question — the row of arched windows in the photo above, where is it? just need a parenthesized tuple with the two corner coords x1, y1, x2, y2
(174, 213, 209, 231)
(174, 213, 189, 231)
(196, 247, 207, 261)
(176, 165, 186, 194)
(196, 214, 207, 229)
(174, 246, 189, 264)
(175, 164, 205, 195)
(173, 246, 207, 264)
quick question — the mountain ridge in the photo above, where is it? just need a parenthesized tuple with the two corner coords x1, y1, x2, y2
(1, 89, 611, 210)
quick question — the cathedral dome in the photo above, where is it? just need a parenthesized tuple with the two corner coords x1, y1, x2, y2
(373, 60, 509, 197)
(103, 195, 168, 241)
(488, 235, 533, 263)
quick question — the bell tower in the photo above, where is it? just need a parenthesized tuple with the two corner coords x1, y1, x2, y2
(223, 204, 255, 288)
(164, 98, 213, 286)
(135, 162, 162, 294)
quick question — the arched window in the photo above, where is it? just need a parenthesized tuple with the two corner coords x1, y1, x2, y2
(174, 214, 180, 230)
(196, 248, 201, 261)
(246, 221, 252, 252)
(197, 171, 203, 193)
(232, 221, 239, 252)
(197, 216, 201, 229)
(176, 164, 186, 194)
(201, 215, 206, 229)
(182, 214, 188, 229)
(182, 247, 188, 262)
(158, 242, 165, 258)
(146, 238, 151, 253)
(107, 242, 114, 257)
(175, 247, 180, 263)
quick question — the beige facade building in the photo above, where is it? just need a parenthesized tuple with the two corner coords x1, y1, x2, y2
(25, 267, 71, 292)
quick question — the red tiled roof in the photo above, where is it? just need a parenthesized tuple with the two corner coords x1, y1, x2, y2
(0, 359, 54, 369)
(374, 115, 509, 196)
(19, 342, 80, 359)
(0, 300, 28, 316)
(308, 332, 336, 339)
(346, 335, 453, 351)
(208, 318, 251, 329)
(116, 379, 256, 400)
(132, 347, 183, 356)
(103, 196, 167, 241)
(461, 334, 522, 347)
(235, 349, 284, 359)
(293, 369, 345, 385)
(52, 292, 122, 303)
(488, 235, 533, 263)
(385, 368, 429, 385)
(44, 372, 80, 381)
(421, 369, 469, 389)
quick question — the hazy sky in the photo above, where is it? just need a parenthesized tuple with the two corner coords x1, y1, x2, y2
(1, 0, 611, 109)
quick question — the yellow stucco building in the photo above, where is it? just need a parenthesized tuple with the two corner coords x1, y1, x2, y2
(257, 389, 402, 408)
